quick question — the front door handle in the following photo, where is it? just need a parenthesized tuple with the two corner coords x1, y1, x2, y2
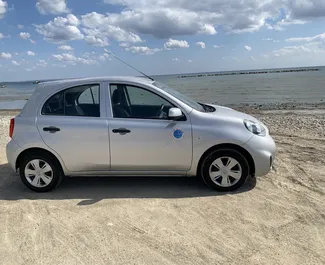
(112, 128, 131, 134)
(43, 126, 60, 133)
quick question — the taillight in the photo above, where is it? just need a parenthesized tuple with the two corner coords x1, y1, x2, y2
(9, 118, 14, 138)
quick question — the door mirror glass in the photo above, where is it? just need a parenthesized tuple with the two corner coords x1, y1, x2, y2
(168, 108, 183, 119)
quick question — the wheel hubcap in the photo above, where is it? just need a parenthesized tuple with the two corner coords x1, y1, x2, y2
(209, 157, 242, 187)
(25, 159, 53, 188)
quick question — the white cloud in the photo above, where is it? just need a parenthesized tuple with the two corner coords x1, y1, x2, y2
(288, 1, 325, 20)
(278, 18, 306, 26)
(125, 46, 160, 55)
(36, 0, 70, 15)
(83, 29, 109, 47)
(188, 59, 192, 63)
(213, 45, 222, 48)
(97, 5, 218, 38)
(262, 38, 279, 43)
(119, 42, 129, 47)
(250, 56, 257, 61)
(19, 32, 31, 40)
(271, 42, 323, 57)
(200, 24, 217, 35)
(196, 41, 206, 49)
(172, 57, 179, 61)
(30, 39, 36, 44)
(286, 33, 325, 42)
(0, 0, 7, 19)
(37, 60, 48, 67)
(86, 10, 214, 38)
(52, 53, 98, 65)
(244, 45, 252, 51)
(17, 24, 24, 29)
(66, 14, 80, 26)
(12, 60, 20, 66)
(27, 51, 36, 56)
(78, 58, 98, 65)
(81, 12, 143, 43)
(58, 45, 73, 51)
(102, 0, 286, 36)
(0, 52, 11, 59)
(99, 55, 106, 61)
(164, 38, 189, 49)
(99, 53, 111, 61)
(35, 14, 84, 43)
(53, 53, 77, 62)
(0, 32, 4, 39)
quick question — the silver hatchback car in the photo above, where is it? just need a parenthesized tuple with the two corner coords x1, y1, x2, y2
(6, 76, 276, 192)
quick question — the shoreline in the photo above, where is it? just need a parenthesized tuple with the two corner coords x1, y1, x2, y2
(1, 102, 325, 115)
(178, 67, 320, 78)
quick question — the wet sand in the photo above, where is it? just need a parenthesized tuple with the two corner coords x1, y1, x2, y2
(0, 108, 324, 265)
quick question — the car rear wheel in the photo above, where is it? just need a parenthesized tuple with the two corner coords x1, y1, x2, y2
(19, 152, 63, 192)
(200, 149, 250, 191)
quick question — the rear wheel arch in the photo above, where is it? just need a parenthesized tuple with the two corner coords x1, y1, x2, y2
(197, 143, 255, 177)
(15, 148, 64, 175)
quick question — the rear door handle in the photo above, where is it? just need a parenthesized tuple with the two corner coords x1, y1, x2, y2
(112, 128, 131, 134)
(43, 126, 60, 133)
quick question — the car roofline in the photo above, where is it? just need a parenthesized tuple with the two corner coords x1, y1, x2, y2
(39, 76, 155, 87)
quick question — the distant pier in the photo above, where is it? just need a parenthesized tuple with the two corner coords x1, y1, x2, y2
(178, 68, 320, 78)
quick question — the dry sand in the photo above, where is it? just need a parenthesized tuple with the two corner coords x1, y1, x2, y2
(0, 109, 324, 265)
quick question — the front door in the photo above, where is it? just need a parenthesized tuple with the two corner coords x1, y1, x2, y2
(36, 83, 110, 172)
(108, 83, 192, 172)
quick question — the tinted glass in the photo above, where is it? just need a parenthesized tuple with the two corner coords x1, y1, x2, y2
(110, 84, 174, 119)
(126, 85, 172, 107)
(153, 81, 205, 112)
(78, 86, 99, 104)
(42, 84, 100, 117)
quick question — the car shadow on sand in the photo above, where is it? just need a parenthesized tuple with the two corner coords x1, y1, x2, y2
(0, 163, 256, 205)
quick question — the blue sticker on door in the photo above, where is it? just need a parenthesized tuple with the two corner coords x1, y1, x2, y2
(173, 129, 183, 140)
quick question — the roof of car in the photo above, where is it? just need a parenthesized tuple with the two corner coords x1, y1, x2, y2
(39, 76, 155, 87)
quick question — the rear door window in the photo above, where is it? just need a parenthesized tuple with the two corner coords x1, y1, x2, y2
(42, 84, 100, 117)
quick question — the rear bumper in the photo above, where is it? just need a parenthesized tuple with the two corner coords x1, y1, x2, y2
(6, 139, 21, 173)
(243, 134, 276, 177)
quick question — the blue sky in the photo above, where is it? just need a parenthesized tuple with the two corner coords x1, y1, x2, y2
(1, 0, 325, 81)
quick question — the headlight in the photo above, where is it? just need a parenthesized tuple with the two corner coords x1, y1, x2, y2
(244, 119, 266, 136)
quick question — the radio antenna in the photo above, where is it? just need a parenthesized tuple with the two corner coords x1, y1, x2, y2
(107, 51, 154, 81)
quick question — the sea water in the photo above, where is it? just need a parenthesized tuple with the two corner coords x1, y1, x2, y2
(1, 66, 325, 110)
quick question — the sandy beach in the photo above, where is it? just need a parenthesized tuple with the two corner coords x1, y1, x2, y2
(0, 108, 324, 265)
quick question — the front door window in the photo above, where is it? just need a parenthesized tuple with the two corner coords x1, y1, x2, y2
(110, 84, 174, 119)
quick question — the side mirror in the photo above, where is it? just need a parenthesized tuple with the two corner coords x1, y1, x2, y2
(168, 108, 183, 119)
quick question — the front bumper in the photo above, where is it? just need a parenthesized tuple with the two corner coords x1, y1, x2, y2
(6, 139, 20, 173)
(242, 134, 276, 177)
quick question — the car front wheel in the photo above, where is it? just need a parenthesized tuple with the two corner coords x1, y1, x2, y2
(19, 152, 63, 192)
(200, 149, 250, 191)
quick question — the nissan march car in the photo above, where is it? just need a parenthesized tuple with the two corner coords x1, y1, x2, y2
(6, 76, 276, 192)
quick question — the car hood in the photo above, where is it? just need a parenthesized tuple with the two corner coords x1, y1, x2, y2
(205, 104, 259, 123)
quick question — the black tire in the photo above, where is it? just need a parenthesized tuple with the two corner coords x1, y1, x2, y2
(19, 152, 63, 192)
(200, 149, 250, 192)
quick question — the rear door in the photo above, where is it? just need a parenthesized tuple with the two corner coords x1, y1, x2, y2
(36, 82, 110, 173)
(108, 83, 193, 172)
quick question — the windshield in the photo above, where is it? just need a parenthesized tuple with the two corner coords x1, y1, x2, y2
(153, 81, 205, 112)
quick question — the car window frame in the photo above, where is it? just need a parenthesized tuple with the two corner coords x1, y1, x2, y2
(108, 83, 187, 121)
(40, 83, 101, 118)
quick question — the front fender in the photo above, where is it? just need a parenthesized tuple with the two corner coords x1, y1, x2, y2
(188, 121, 253, 176)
